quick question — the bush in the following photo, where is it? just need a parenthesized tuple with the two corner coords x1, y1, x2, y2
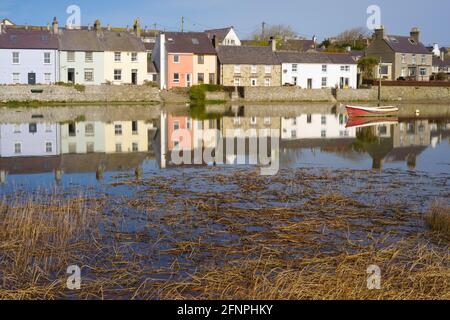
(436, 73, 449, 81)
(425, 202, 450, 239)
(189, 84, 226, 104)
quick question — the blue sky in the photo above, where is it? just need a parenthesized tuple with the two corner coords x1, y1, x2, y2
(1, 0, 449, 45)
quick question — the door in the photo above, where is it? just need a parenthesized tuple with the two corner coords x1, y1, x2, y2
(292, 77, 297, 86)
(68, 68, 75, 84)
(28, 73, 36, 85)
(340, 77, 344, 89)
(186, 73, 192, 87)
(131, 69, 138, 85)
(307, 78, 312, 89)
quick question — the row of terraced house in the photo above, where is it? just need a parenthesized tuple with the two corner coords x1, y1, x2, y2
(1, 17, 447, 88)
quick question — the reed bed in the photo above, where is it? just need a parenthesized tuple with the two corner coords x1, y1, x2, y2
(0, 168, 449, 300)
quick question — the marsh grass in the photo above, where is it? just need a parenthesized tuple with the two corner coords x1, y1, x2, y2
(0, 169, 449, 300)
(425, 202, 450, 239)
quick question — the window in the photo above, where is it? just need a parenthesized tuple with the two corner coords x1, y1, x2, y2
(173, 55, 180, 63)
(198, 73, 205, 84)
(14, 142, 22, 155)
(67, 51, 75, 62)
(307, 114, 312, 123)
(85, 52, 93, 63)
(131, 52, 138, 62)
(412, 54, 416, 65)
(114, 52, 121, 62)
(68, 143, 77, 154)
(234, 65, 241, 74)
(321, 77, 327, 88)
(401, 54, 406, 64)
(14, 124, 21, 133)
(114, 69, 122, 81)
(85, 123, 95, 136)
(233, 78, 240, 86)
(132, 143, 139, 152)
(251, 78, 257, 86)
(12, 73, 20, 84)
(173, 73, 180, 83)
(44, 52, 51, 64)
(421, 55, 426, 64)
(173, 121, 180, 131)
(322, 65, 327, 72)
(291, 130, 297, 139)
(420, 68, 427, 76)
(234, 117, 241, 125)
(197, 55, 204, 64)
(340, 65, 350, 72)
(321, 115, 327, 125)
(265, 65, 272, 74)
(86, 142, 95, 153)
(115, 124, 123, 136)
(292, 64, 298, 72)
(209, 73, 215, 84)
(69, 123, 76, 137)
(46, 142, 53, 153)
(132, 121, 138, 134)
(264, 117, 271, 125)
(12, 52, 19, 64)
(251, 65, 257, 73)
(84, 69, 94, 82)
(115, 144, 122, 153)
(44, 73, 51, 83)
(186, 118, 192, 130)
(251, 117, 257, 125)
(321, 130, 327, 138)
(29, 123, 37, 133)
(264, 78, 271, 86)
(379, 65, 389, 75)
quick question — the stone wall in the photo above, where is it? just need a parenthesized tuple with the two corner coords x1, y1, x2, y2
(242, 87, 336, 102)
(205, 91, 230, 101)
(337, 86, 450, 102)
(0, 85, 161, 103)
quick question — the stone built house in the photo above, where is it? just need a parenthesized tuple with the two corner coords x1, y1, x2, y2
(0, 25, 59, 85)
(216, 41, 281, 87)
(276, 52, 357, 89)
(57, 18, 147, 85)
(153, 32, 217, 89)
(365, 26, 433, 81)
(205, 27, 241, 46)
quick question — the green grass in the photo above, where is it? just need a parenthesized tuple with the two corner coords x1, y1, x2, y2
(189, 84, 228, 105)
(55, 82, 86, 92)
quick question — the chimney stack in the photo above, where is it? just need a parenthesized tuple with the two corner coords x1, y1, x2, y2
(374, 25, 385, 40)
(441, 51, 445, 62)
(133, 18, 141, 38)
(94, 19, 101, 34)
(269, 37, 276, 52)
(52, 17, 58, 34)
(410, 27, 420, 43)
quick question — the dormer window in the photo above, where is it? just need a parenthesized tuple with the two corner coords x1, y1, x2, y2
(409, 38, 416, 45)
(192, 38, 199, 45)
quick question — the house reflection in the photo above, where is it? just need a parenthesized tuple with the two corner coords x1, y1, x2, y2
(0, 119, 155, 183)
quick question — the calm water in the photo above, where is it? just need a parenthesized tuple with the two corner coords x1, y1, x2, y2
(0, 104, 449, 194)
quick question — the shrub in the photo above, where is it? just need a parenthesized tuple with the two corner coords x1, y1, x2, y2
(424, 202, 450, 239)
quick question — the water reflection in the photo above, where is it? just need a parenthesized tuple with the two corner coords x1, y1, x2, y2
(0, 104, 449, 186)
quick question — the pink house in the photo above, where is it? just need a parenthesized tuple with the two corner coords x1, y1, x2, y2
(154, 32, 217, 90)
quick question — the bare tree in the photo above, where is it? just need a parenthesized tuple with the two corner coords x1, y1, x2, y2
(335, 27, 368, 42)
(251, 24, 298, 42)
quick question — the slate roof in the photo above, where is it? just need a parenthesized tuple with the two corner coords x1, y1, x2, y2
(383, 35, 430, 54)
(164, 32, 216, 54)
(0, 27, 58, 49)
(217, 45, 278, 64)
(433, 56, 450, 68)
(205, 27, 232, 40)
(276, 52, 357, 64)
(277, 39, 316, 52)
(144, 42, 155, 51)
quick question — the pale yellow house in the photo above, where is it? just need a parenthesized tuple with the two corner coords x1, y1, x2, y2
(193, 53, 217, 85)
(105, 121, 153, 153)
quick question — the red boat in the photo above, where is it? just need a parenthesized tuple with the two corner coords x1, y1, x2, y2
(346, 105, 399, 118)
(346, 117, 398, 129)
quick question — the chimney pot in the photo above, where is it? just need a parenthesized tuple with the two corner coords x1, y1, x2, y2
(269, 37, 276, 52)
(410, 27, 420, 43)
(52, 17, 58, 34)
(374, 25, 385, 40)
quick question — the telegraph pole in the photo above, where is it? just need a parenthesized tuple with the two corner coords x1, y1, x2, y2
(181, 16, 184, 32)
(262, 21, 266, 39)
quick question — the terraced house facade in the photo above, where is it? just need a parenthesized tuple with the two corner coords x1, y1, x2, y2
(365, 26, 433, 81)
(217, 42, 281, 87)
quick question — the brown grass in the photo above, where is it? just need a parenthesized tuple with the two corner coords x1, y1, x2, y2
(425, 202, 450, 239)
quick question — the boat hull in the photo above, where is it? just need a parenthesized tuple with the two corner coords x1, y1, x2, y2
(346, 105, 399, 118)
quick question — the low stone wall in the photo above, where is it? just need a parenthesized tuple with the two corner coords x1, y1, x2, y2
(205, 91, 230, 101)
(242, 87, 336, 102)
(0, 85, 161, 103)
(337, 86, 450, 102)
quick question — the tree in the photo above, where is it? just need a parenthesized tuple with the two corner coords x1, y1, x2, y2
(336, 27, 368, 42)
(251, 24, 298, 42)
(358, 56, 380, 80)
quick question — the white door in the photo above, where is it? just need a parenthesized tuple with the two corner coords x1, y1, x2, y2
(186, 73, 192, 87)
